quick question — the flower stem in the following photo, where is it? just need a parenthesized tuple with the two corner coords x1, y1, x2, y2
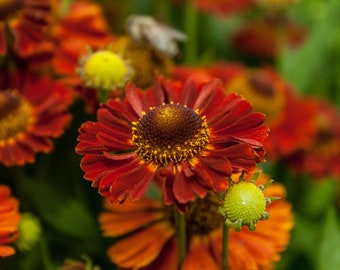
(174, 208, 187, 267)
(184, 0, 198, 65)
(96, 89, 110, 104)
(222, 223, 230, 270)
(40, 237, 54, 270)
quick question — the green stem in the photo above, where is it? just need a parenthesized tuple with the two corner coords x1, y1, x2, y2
(40, 237, 54, 270)
(222, 223, 229, 270)
(96, 89, 111, 104)
(156, 0, 172, 22)
(184, 0, 198, 65)
(174, 208, 187, 267)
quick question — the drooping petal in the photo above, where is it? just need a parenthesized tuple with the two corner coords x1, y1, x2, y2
(182, 235, 220, 270)
(107, 222, 175, 269)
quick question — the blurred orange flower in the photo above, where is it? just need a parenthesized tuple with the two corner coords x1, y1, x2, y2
(0, 71, 72, 166)
(99, 171, 293, 269)
(0, 185, 21, 257)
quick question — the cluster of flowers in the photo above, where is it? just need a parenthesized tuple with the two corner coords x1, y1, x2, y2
(0, 0, 339, 269)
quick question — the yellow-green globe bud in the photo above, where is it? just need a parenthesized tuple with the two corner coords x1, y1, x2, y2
(222, 181, 268, 231)
(16, 212, 42, 252)
(78, 50, 134, 91)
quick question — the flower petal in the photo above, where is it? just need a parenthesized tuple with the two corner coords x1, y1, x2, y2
(182, 235, 220, 270)
(107, 222, 175, 268)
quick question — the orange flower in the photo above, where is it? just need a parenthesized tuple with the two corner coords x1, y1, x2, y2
(0, 0, 51, 57)
(0, 185, 21, 257)
(99, 171, 293, 270)
(0, 71, 72, 166)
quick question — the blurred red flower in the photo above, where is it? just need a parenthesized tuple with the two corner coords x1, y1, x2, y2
(286, 100, 340, 179)
(172, 63, 318, 161)
(0, 71, 72, 166)
(0, 0, 51, 57)
(231, 15, 306, 61)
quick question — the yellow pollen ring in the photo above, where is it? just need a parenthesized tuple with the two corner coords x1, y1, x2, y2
(0, 91, 34, 144)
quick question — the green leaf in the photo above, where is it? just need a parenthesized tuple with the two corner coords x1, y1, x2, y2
(290, 213, 320, 264)
(317, 207, 340, 270)
(298, 178, 339, 219)
(42, 198, 100, 239)
(19, 177, 100, 240)
(279, 0, 340, 103)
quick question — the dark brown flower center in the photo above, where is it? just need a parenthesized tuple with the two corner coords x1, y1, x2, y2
(186, 192, 224, 235)
(132, 103, 209, 166)
(248, 74, 275, 97)
(0, 91, 33, 141)
(227, 71, 286, 125)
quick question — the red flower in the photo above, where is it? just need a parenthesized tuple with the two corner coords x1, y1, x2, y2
(286, 100, 340, 179)
(0, 185, 21, 257)
(231, 15, 306, 60)
(47, 0, 115, 113)
(50, 0, 114, 83)
(0, 71, 72, 166)
(0, 0, 51, 57)
(99, 171, 293, 269)
(76, 76, 268, 211)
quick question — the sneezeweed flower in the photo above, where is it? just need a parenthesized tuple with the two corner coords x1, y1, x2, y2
(0, 0, 51, 57)
(76, 76, 268, 211)
(76, 48, 134, 102)
(0, 71, 72, 166)
(0, 185, 21, 258)
(286, 100, 340, 179)
(219, 172, 274, 231)
(99, 171, 293, 270)
(231, 15, 306, 61)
